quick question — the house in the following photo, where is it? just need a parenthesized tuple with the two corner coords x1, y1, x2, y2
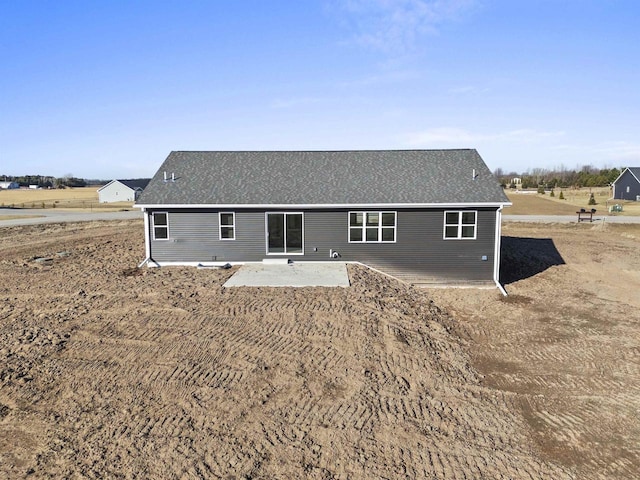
(0, 181, 19, 189)
(612, 167, 640, 201)
(98, 179, 150, 203)
(135, 150, 511, 288)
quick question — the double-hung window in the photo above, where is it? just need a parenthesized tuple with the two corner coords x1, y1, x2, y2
(444, 211, 477, 239)
(152, 212, 169, 240)
(349, 211, 396, 243)
(219, 212, 236, 240)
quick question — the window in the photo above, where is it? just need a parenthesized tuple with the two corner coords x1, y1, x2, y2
(219, 212, 235, 240)
(349, 211, 396, 243)
(444, 211, 477, 239)
(152, 212, 169, 240)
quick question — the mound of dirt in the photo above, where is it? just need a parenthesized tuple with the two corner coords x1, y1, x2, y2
(0, 221, 571, 478)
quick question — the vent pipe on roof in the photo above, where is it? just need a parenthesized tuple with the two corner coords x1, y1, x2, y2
(472, 169, 478, 180)
(171, 172, 175, 182)
(163, 171, 167, 182)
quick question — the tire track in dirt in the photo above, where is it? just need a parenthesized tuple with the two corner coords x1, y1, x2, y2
(431, 222, 640, 480)
(0, 221, 577, 479)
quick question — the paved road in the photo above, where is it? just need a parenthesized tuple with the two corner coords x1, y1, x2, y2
(1, 209, 639, 227)
(0, 208, 143, 227)
(503, 214, 640, 223)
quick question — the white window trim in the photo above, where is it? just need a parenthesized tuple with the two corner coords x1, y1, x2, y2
(348, 211, 397, 243)
(152, 211, 169, 241)
(443, 210, 477, 240)
(219, 211, 236, 240)
(265, 212, 305, 255)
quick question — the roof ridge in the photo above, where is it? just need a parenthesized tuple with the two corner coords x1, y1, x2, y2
(170, 149, 477, 154)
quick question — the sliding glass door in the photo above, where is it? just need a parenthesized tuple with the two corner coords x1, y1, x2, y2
(266, 213, 303, 254)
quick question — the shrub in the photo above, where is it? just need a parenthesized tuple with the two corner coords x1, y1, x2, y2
(559, 191, 565, 200)
(588, 193, 597, 205)
(550, 189, 555, 197)
(537, 185, 545, 194)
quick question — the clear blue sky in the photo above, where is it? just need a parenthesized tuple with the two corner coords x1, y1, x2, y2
(1, 1, 638, 179)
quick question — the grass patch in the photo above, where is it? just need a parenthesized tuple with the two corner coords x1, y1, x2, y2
(505, 189, 640, 216)
(0, 187, 133, 211)
(504, 192, 579, 215)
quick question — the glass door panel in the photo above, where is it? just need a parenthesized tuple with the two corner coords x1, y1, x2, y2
(267, 213, 285, 253)
(286, 214, 303, 253)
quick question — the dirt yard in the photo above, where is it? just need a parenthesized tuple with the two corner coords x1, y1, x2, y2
(431, 220, 640, 480)
(0, 219, 638, 478)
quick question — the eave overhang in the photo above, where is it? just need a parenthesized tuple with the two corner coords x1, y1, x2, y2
(135, 202, 512, 210)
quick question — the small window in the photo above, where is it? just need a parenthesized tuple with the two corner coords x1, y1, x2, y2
(219, 212, 235, 240)
(349, 211, 396, 243)
(152, 212, 169, 240)
(444, 211, 477, 239)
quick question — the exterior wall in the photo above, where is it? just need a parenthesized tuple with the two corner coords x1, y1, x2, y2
(98, 181, 136, 203)
(146, 207, 499, 284)
(0, 182, 19, 189)
(613, 170, 640, 200)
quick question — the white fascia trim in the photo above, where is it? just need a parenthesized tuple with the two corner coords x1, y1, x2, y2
(135, 202, 512, 210)
(611, 167, 630, 186)
(628, 169, 640, 184)
(97, 179, 117, 192)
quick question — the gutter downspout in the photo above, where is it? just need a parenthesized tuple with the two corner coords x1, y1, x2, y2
(494, 205, 508, 296)
(137, 208, 157, 267)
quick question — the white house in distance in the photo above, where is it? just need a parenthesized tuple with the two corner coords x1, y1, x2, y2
(0, 181, 19, 189)
(98, 179, 150, 203)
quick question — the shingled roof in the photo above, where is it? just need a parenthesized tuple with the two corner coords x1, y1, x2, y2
(136, 150, 510, 207)
(98, 179, 150, 192)
(117, 179, 150, 190)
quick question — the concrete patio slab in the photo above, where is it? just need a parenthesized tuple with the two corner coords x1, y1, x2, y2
(223, 262, 350, 287)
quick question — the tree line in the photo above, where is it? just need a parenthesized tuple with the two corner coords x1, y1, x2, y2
(0, 174, 109, 188)
(493, 166, 624, 189)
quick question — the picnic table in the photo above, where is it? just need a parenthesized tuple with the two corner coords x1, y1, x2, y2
(577, 208, 597, 222)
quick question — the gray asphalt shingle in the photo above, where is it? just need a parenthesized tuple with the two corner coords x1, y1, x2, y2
(136, 150, 509, 206)
(118, 179, 150, 190)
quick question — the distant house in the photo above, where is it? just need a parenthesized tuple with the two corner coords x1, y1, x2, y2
(98, 179, 150, 203)
(0, 181, 19, 189)
(612, 168, 640, 201)
(136, 150, 511, 288)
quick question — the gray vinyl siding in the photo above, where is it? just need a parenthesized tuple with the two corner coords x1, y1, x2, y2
(304, 209, 496, 283)
(613, 170, 640, 200)
(149, 209, 265, 262)
(147, 207, 498, 283)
